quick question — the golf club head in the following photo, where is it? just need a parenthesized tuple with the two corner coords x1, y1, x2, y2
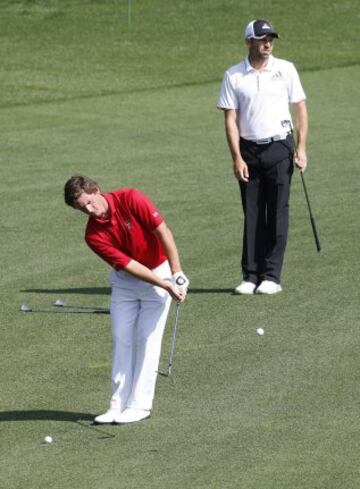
(54, 298, 66, 307)
(20, 304, 32, 312)
(158, 370, 170, 378)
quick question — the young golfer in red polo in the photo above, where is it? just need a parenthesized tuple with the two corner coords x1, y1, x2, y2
(64, 175, 189, 424)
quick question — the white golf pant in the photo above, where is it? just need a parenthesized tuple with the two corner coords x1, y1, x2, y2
(108, 261, 172, 412)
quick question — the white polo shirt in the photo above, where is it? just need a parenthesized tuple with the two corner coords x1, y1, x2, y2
(217, 55, 306, 140)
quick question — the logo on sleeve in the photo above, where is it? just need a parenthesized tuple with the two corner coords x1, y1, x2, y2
(153, 212, 159, 218)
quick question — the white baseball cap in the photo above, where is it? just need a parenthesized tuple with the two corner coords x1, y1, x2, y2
(245, 19, 279, 40)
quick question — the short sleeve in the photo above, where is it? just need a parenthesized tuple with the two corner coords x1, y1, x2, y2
(127, 189, 164, 232)
(217, 71, 239, 110)
(287, 63, 306, 104)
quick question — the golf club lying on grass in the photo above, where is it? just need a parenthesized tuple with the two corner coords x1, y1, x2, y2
(20, 303, 109, 314)
(160, 302, 182, 377)
(300, 172, 321, 253)
(54, 298, 109, 313)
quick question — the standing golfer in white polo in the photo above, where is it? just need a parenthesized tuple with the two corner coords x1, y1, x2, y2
(218, 19, 308, 294)
(64, 175, 189, 424)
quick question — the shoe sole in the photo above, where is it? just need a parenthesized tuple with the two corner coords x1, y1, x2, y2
(94, 414, 151, 425)
(117, 414, 151, 425)
(93, 419, 121, 425)
(233, 288, 256, 295)
(255, 288, 282, 295)
(233, 291, 255, 295)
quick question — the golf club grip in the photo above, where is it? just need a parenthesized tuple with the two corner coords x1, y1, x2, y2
(310, 217, 321, 252)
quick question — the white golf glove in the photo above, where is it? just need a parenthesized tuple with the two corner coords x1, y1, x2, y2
(172, 271, 189, 291)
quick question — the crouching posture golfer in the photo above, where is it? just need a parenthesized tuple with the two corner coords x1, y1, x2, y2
(64, 175, 189, 424)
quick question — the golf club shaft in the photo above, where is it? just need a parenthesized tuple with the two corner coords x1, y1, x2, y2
(55, 303, 109, 313)
(300, 172, 321, 252)
(166, 302, 181, 376)
(22, 307, 109, 314)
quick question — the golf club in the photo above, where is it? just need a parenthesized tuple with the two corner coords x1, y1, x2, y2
(20, 304, 109, 314)
(54, 299, 109, 313)
(161, 302, 181, 377)
(300, 172, 321, 253)
(76, 420, 116, 439)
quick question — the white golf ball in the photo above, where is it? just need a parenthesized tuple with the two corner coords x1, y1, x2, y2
(43, 435, 53, 444)
(256, 328, 264, 336)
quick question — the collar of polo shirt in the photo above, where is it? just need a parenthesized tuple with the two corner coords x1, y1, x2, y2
(245, 55, 275, 72)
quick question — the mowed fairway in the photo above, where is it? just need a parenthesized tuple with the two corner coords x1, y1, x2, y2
(1, 1, 359, 488)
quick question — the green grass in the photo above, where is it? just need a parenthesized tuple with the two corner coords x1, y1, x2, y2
(1, 1, 360, 488)
(0, 0, 359, 107)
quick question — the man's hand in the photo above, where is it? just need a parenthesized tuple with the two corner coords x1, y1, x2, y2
(172, 271, 189, 289)
(233, 159, 249, 182)
(165, 282, 187, 303)
(294, 148, 307, 172)
(172, 271, 189, 299)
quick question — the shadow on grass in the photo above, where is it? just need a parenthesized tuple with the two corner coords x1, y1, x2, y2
(0, 410, 94, 422)
(188, 288, 234, 294)
(0, 410, 117, 439)
(21, 287, 110, 295)
(21, 287, 234, 295)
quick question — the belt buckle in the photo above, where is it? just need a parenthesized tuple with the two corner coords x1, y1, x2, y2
(256, 137, 271, 144)
(272, 135, 281, 142)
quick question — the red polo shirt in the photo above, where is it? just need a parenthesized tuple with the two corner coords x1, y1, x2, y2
(85, 189, 166, 270)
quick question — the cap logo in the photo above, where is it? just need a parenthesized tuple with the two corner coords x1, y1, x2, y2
(262, 24, 271, 30)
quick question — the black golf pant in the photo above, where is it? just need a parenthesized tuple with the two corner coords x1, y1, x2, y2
(239, 135, 294, 285)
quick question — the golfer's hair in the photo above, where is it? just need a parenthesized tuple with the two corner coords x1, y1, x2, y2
(64, 175, 99, 207)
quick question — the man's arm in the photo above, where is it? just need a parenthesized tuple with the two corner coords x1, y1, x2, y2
(224, 109, 249, 182)
(124, 221, 188, 301)
(154, 222, 182, 275)
(154, 222, 189, 291)
(293, 100, 308, 172)
(124, 259, 185, 302)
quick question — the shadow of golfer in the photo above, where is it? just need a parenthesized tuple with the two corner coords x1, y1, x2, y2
(0, 410, 94, 423)
(187, 288, 235, 294)
(21, 287, 235, 296)
(20, 287, 110, 296)
(0, 410, 117, 439)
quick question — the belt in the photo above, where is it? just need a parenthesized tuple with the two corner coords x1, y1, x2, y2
(247, 132, 291, 145)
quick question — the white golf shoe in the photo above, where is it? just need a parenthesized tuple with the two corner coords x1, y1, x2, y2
(256, 280, 282, 295)
(117, 408, 151, 424)
(94, 408, 122, 424)
(234, 281, 256, 295)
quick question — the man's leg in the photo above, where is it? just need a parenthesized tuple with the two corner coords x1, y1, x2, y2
(239, 170, 266, 285)
(125, 261, 172, 412)
(263, 156, 293, 283)
(110, 286, 140, 411)
(94, 272, 140, 424)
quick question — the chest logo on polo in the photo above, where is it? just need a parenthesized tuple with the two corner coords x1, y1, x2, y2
(271, 70, 283, 81)
(125, 220, 132, 229)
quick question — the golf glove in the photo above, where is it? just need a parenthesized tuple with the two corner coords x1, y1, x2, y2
(172, 271, 189, 291)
